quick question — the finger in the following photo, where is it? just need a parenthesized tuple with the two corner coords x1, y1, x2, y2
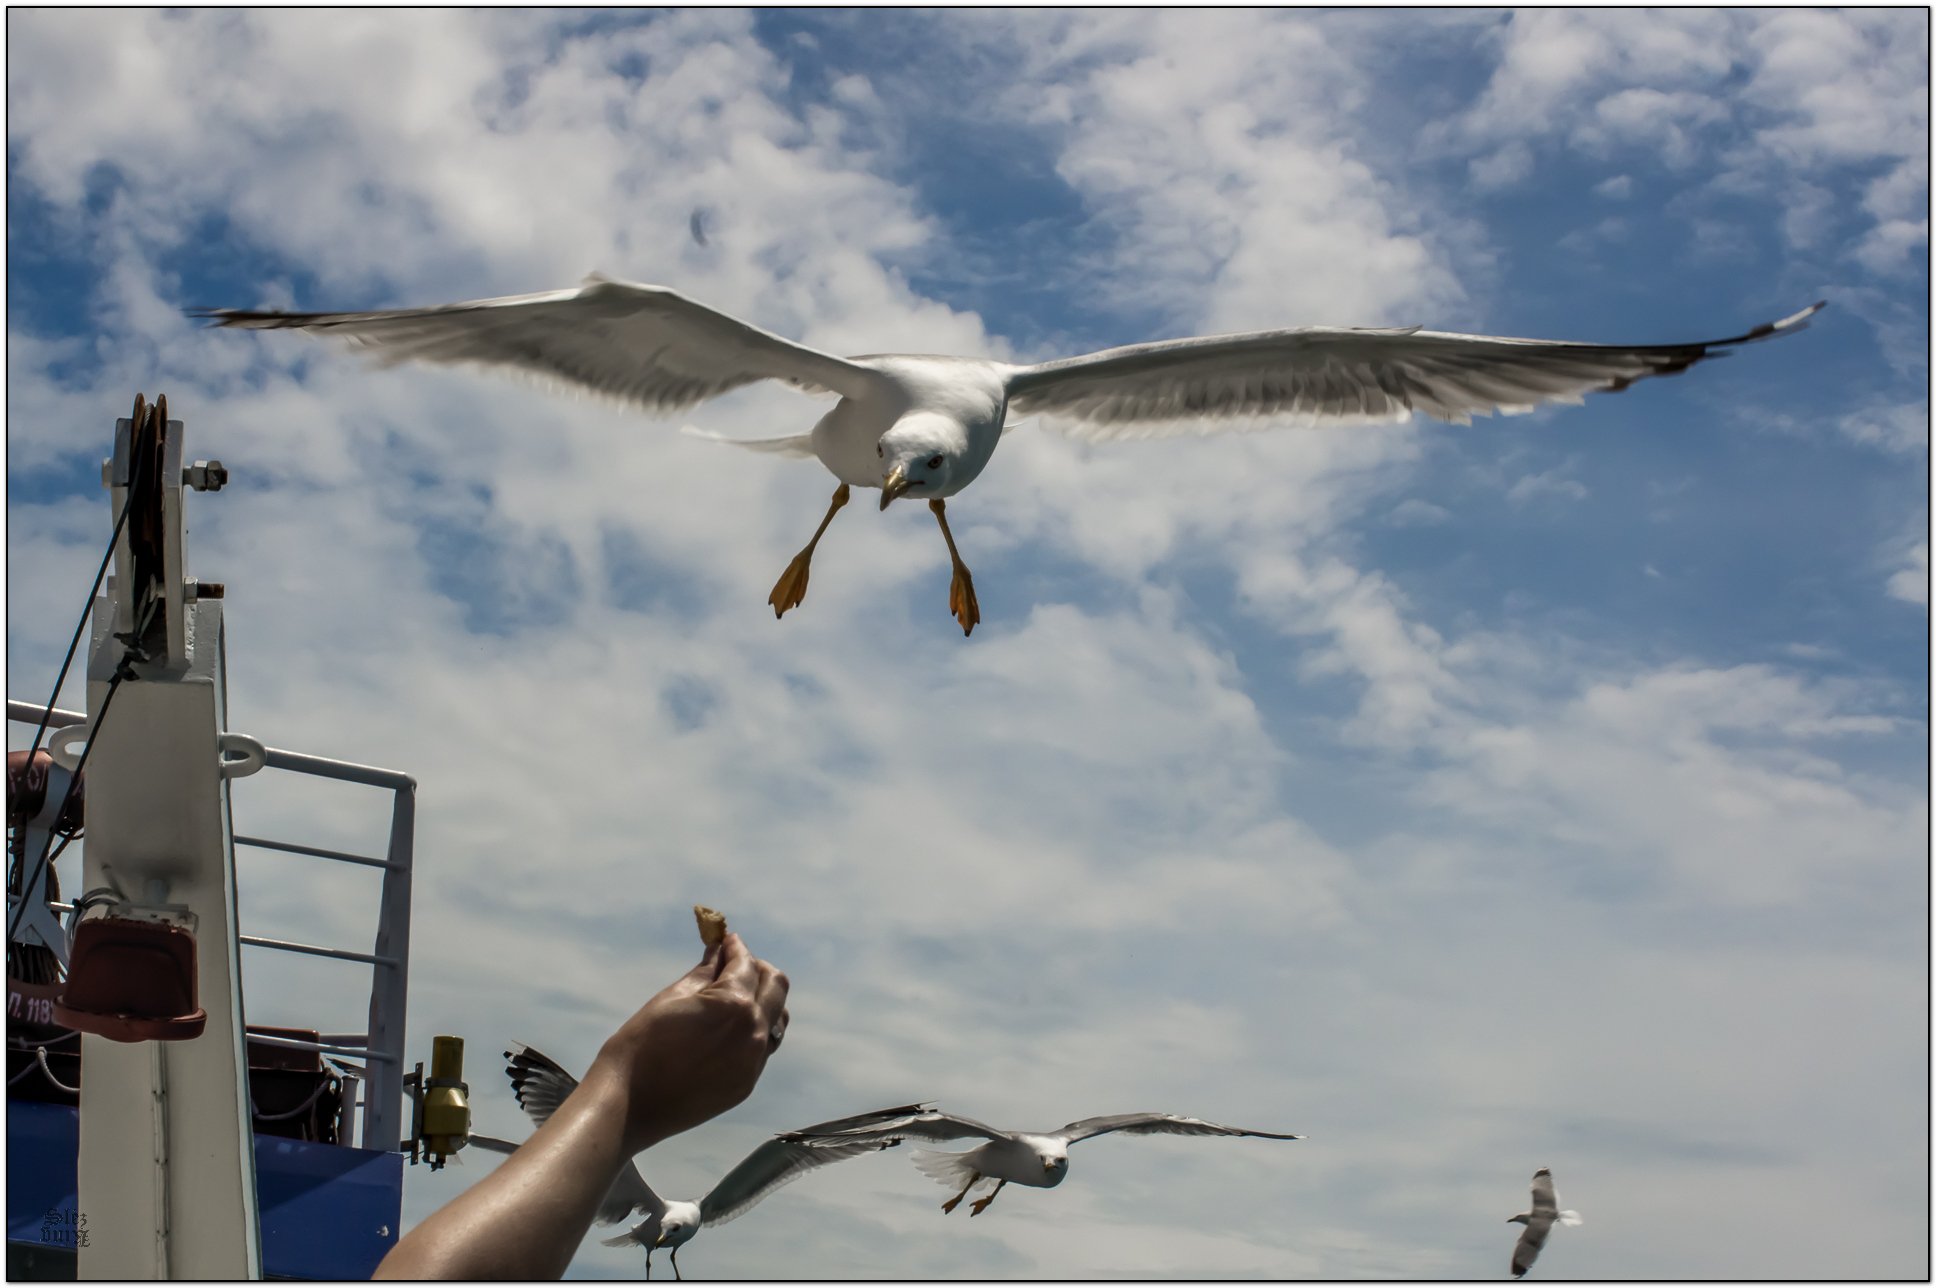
(754, 962, 790, 1020)
(710, 931, 760, 993)
(767, 1005, 790, 1053)
(683, 935, 726, 984)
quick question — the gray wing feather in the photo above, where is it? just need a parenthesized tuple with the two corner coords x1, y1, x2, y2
(1003, 303, 1825, 438)
(1529, 1168, 1559, 1216)
(1512, 1218, 1552, 1278)
(780, 1103, 936, 1136)
(500, 1043, 662, 1225)
(781, 1107, 1011, 1146)
(1054, 1112, 1304, 1145)
(599, 1159, 663, 1228)
(192, 274, 881, 411)
(600, 1212, 663, 1249)
(502, 1043, 580, 1128)
(699, 1136, 902, 1228)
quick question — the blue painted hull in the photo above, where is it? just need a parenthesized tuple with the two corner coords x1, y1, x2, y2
(7, 1100, 401, 1279)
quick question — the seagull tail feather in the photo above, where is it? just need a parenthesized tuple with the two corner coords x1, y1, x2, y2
(599, 1214, 659, 1249)
(1559, 1210, 1583, 1226)
(678, 425, 818, 458)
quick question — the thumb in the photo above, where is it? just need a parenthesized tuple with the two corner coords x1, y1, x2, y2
(688, 933, 730, 982)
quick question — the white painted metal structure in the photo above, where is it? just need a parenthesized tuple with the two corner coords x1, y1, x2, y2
(12, 697, 419, 1155)
(9, 397, 421, 1279)
(57, 406, 262, 1279)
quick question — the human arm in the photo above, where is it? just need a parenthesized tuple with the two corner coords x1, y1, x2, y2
(372, 932, 789, 1279)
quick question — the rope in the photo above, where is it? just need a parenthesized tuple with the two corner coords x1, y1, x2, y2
(10, 395, 160, 939)
(250, 1072, 338, 1123)
(41, 831, 79, 869)
(33, 1045, 80, 1095)
(5, 1036, 340, 1123)
(6, 650, 141, 949)
(11, 487, 135, 798)
(22, 1027, 81, 1049)
(68, 887, 121, 917)
(6, 1025, 81, 1053)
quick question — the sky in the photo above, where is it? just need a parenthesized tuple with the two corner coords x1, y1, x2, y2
(5, 7, 1929, 1281)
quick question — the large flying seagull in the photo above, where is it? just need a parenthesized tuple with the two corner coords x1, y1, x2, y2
(198, 280, 1823, 635)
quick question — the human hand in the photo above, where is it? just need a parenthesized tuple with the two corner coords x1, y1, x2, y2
(590, 932, 790, 1154)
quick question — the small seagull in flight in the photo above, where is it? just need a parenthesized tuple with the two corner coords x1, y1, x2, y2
(782, 1106, 1301, 1217)
(1507, 1167, 1583, 1278)
(467, 1044, 918, 1279)
(195, 280, 1824, 635)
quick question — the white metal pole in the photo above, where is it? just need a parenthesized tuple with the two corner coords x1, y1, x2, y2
(72, 408, 262, 1280)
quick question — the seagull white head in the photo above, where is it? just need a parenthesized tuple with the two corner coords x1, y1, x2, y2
(877, 414, 966, 510)
(1038, 1147, 1070, 1184)
(654, 1203, 702, 1248)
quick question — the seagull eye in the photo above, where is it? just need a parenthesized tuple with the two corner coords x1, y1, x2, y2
(877, 443, 884, 457)
(926, 454, 943, 469)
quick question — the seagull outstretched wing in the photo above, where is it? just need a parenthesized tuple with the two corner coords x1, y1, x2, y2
(1003, 303, 1826, 438)
(698, 1134, 902, 1227)
(193, 275, 882, 412)
(780, 1106, 1013, 1145)
(1052, 1112, 1305, 1145)
(500, 1043, 663, 1227)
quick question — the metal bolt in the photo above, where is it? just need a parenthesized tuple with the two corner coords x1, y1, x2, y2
(186, 581, 226, 600)
(183, 460, 229, 492)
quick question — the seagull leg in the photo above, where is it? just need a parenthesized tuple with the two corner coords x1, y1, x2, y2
(929, 498, 980, 636)
(940, 1173, 980, 1214)
(968, 1178, 1007, 1216)
(645, 1248, 654, 1280)
(768, 484, 850, 619)
(670, 1247, 682, 1282)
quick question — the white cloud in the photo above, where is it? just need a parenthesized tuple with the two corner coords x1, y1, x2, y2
(1885, 531, 1929, 608)
(1454, 10, 1736, 144)
(1580, 87, 1726, 167)
(1444, 9, 1929, 273)
(5, 10, 1926, 1281)
(1469, 141, 1534, 191)
(950, 9, 1468, 334)
(1854, 216, 1933, 275)
(1837, 400, 1932, 456)
(1505, 466, 1590, 506)
(1386, 497, 1451, 527)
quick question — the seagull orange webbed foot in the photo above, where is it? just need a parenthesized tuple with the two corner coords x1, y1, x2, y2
(767, 551, 813, 618)
(768, 484, 849, 619)
(930, 498, 980, 636)
(940, 1172, 980, 1215)
(968, 1179, 1006, 1216)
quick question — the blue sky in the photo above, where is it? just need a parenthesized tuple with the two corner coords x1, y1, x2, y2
(6, 9, 1928, 1280)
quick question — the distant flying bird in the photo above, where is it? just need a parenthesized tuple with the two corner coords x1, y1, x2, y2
(469, 1044, 916, 1279)
(194, 279, 1824, 636)
(1507, 1167, 1583, 1278)
(688, 209, 709, 247)
(783, 1106, 1302, 1216)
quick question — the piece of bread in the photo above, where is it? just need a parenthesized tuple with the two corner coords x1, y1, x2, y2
(693, 904, 728, 948)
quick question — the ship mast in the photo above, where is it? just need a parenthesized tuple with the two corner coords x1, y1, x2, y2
(56, 397, 262, 1278)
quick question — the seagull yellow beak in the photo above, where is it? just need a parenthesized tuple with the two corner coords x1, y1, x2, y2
(879, 465, 910, 511)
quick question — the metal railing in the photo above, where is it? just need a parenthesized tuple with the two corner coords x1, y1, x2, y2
(7, 699, 416, 1151)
